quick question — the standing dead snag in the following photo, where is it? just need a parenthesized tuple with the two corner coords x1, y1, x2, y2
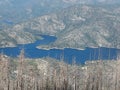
(0, 54, 10, 90)
(114, 55, 120, 90)
(16, 49, 25, 90)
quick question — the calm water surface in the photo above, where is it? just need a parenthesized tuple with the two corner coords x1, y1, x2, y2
(0, 35, 119, 64)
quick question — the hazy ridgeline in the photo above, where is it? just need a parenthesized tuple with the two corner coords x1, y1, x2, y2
(0, 50, 120, 90)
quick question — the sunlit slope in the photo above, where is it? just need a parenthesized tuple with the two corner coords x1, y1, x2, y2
(1, 5, 120, 48)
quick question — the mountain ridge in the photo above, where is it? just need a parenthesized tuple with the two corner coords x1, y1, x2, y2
(1, 4, 120, 49)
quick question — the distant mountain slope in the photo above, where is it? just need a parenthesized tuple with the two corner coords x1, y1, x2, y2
(1, 4, 120, 48)
(0, 0, 69, 29)
(0, 0, 120, 24)
(0, 29, 41, 47)
(52, 5, 120, 49)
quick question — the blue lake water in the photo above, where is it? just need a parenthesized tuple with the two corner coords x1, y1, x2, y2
(0, 35, 119, 64)
(3, 20, 14, 25)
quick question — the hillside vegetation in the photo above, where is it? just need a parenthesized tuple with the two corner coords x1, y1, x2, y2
(1, 5, 120, 49)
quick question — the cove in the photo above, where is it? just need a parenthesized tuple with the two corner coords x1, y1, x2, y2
(0, 35, 119, 64)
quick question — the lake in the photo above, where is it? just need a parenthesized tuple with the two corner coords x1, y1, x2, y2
(0, 35, 119, 64)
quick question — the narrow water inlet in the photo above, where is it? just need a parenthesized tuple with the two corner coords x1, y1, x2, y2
(0, 35, 119, 64)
